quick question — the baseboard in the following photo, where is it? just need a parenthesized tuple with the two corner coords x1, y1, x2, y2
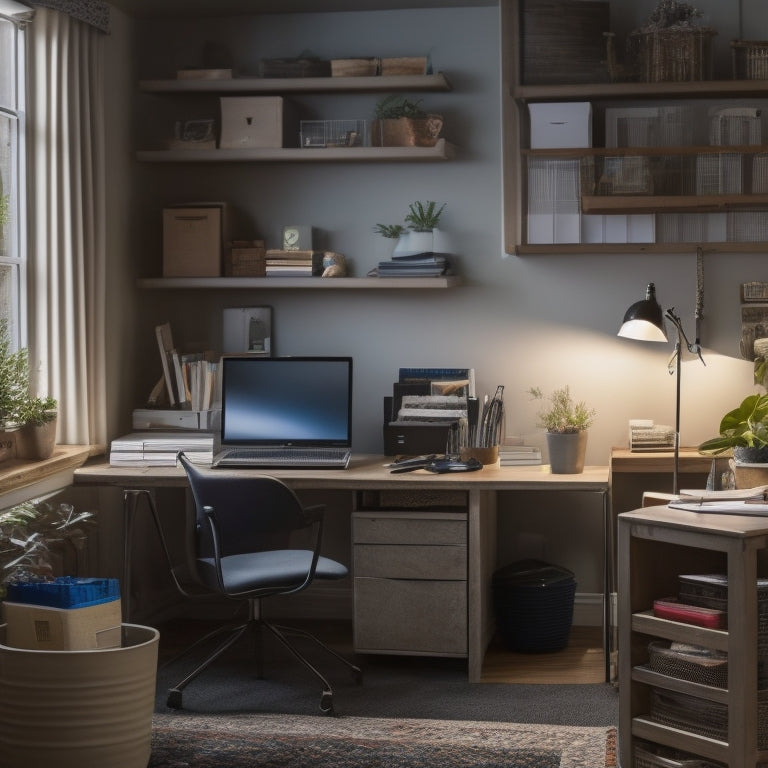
(572, 592, 603, 627)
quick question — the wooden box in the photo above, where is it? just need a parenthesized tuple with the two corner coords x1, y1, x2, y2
(224, 241, 266, 277)
(162, 206, 222, 277)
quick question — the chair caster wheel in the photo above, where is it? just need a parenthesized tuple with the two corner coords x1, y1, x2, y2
(167, 688, 183, 709)
(320, 690, 334, 715)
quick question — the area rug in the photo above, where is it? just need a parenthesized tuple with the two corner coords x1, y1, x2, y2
(149, 712, 616, 768)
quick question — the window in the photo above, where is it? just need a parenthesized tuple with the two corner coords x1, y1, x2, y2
(0, 6, 27, 351)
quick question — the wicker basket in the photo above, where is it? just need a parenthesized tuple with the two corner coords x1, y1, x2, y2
(630, 28, 716, 82)
(370, 116, 443, 147)
(647, 641, 728, 688)
(731, 41, 768, 79)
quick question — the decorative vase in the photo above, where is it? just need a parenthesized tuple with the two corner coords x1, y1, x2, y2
(0, 623, 159, 768)
(546, 431, 588, 474)
(393, 230, 436, 257)
(15, 418, 57, 460)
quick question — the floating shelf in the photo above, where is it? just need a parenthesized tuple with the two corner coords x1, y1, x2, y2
(137, 275, 463, 290)
(581, 194, 768, 215)
(136, 138, 456, 163)
(140, 72, 452, 94)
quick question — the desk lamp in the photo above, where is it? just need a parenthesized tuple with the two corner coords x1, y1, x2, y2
(618, 282, 705, 495)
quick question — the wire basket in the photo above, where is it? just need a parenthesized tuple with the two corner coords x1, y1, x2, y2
(731, 41, 768, 79)
(300, 120, 367, 148)
(630, 29, 716, 83)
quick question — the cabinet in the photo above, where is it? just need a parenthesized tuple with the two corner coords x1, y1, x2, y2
(352, 509, 468, 656)
(618, 505, 768, 768)
(502, 0, 768, 255)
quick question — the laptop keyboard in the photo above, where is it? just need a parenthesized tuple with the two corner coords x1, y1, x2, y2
(217, 447, 351, 467)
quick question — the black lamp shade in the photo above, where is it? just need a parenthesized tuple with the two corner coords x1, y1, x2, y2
(618, 283, 668, 343)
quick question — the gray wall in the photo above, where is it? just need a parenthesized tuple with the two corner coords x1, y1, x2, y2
(100, 3, 768, 600)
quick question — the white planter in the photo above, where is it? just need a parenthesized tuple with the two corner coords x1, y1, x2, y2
(0, 623, 159, 768)
(393, 230, 435, 256)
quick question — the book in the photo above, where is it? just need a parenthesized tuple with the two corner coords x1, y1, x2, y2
(155, 322, 177, 406)
(109, 431, 215, 467)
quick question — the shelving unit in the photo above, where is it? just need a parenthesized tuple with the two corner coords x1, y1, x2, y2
(137, 69, 459, 284)
(618, 505, 768, 768)
(501, 0, 768, 255)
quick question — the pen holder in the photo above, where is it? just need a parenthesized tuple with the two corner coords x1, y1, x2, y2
(459, 445, 499, 466)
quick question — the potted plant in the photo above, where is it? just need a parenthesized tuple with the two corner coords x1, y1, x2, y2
(15, 395, 58, 461)
(0, 319, 30, 461)
(629, 1, 716, 82)
(371, 94, 443, 147)
(529, 385, 596, 474)
(373, 222, 408, 261)
(394, 200, 448, 256)
(698, 392, 768, 463)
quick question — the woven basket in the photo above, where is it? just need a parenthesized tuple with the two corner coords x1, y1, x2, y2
(630, 28, 716, 82)
(732, 41, 768, 79)
(371, 116, 443, 147)
(647, 641, 728, 688)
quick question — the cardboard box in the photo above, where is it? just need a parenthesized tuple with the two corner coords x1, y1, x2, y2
(3, 598, 122, 650)
(529, 102, 592, 149)
(163, 205, 223, 277)
(219, 97, 298, 149)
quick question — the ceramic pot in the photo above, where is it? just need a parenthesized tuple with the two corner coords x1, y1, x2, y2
(733, 445, 768, 464)
(15, 418, 57, 460)
(0, 623, 159, 768)
(546, 431, 588, 474)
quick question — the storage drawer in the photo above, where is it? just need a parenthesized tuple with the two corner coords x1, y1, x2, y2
(354, 543, 466, 580)
(353, 576, 467, 655)
(352, 511, 466, 546)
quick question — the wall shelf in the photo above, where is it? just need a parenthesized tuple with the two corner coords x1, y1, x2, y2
(140, 72, 452, 94)
(137, 275, 463, 290)
(136, 138, 456, 163)
(516, 242, 768, 255)
(582, 194, 768, 215)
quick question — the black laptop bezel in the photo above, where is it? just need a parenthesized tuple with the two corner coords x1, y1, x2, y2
(219, 355, 353, 449)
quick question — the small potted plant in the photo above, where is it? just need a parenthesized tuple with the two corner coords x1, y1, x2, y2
(394, 200, 448, 256)
(373, 222, 408, 261)
(371, 94, 443, 147)
(16, 394, 58, 461)
(529, 385, 596, 474)
(0, 319, 30, 461)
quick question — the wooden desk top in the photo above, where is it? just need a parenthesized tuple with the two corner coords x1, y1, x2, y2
(74, 454, 609, 492)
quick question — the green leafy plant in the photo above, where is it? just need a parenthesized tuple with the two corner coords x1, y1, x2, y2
(405, 200, 446, 232)
(373, 94, 428, 120)
(373, 223, 407, 239)
(0, 319, 31, 429)
(529, 385, 595, 434)
(0, 499, 96, 596)
(698, 393, 768, 454)
(18, 395, 58, 427)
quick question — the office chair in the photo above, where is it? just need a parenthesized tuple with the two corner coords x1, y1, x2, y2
(150, 451, 362, 715)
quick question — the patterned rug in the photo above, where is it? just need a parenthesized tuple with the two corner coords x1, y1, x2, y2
(149, 713, 617, 768)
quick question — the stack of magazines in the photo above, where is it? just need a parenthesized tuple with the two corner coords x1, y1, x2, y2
(374, 252, 449, 277)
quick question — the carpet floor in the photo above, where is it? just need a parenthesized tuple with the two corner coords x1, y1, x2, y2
(149, 712, 617, 768)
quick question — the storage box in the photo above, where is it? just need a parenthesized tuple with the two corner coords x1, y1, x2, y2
(3, 598, 122, 650)
(529, 102, 592, 148)
(219, 97, 298, 149)
(163, 205, 223, 277)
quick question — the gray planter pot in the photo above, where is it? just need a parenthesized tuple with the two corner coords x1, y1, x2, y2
(546, 431, 588, 474)
(733, 445, 768, 464)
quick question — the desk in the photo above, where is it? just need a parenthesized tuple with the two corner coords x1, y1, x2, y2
(74, 455, 610, 683)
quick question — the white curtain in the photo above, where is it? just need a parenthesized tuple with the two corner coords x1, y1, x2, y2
(26, 6, 106, 446)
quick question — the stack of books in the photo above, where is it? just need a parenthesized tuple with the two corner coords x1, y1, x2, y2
(499, 443, 542, 466)
(265, 249, 323, 277)
(629, 420, 676, 451)
(109, 432, 215, 467)
(376, 252, 449, 277)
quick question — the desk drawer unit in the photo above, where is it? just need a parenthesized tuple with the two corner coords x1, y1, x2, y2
(352, 511, 468, 656)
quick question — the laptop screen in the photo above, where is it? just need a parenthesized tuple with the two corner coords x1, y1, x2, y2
(220, 356, 353, 447)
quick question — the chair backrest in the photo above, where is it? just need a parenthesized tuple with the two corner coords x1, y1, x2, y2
(177, 452, 310, 559)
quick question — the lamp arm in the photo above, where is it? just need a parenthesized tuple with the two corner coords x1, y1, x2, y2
(665, 308, 705, 367)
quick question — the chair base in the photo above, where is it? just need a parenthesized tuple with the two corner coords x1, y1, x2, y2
(165, 615, 362, 716)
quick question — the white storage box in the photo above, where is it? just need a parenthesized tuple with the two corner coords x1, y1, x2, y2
(529, 102, 592, 149)
(219, 97, 298, 149)
(163, 205, 223, 277)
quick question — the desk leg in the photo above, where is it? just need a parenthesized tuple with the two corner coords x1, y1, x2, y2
(602, 488, 612, 684)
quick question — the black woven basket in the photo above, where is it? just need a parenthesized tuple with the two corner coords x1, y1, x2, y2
(492, 559, 576, 653)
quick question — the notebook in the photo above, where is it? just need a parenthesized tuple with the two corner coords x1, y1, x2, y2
(212, 355, 353, 469)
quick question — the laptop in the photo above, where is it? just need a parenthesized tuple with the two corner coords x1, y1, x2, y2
(212, 355, 353, 469)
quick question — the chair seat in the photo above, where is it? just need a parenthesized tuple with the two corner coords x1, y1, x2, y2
(198, 549, 348, 594)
